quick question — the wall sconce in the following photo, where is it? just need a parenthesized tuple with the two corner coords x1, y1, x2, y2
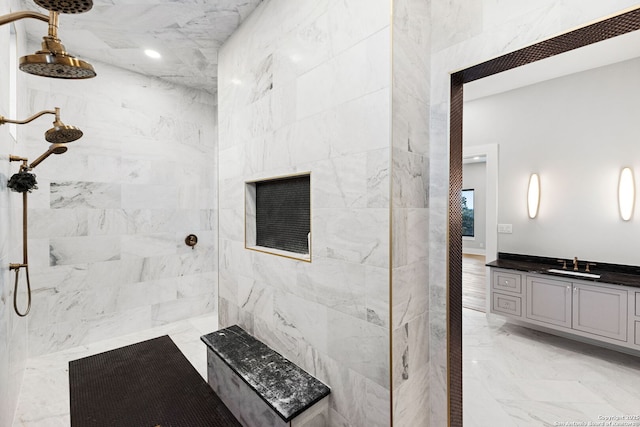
(618, 167, 635, 221)
(527, 173, 540, 219)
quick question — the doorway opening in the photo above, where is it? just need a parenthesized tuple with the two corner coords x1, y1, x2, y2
(447, 7, 640, 425)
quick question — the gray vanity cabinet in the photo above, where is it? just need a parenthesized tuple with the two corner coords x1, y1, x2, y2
(525, 276, 572, 328)
(572, 283, 627, 341)
(491, 268, 635, 353)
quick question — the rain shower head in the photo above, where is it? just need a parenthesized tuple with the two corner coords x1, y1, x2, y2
(20, 49, 96, 79)
(19, 11, 96, 79)
(33, 0, 93, 14)
(0, 107, 83, 143)
(45, 123, 83, 143)
(45, 114, 83, 143)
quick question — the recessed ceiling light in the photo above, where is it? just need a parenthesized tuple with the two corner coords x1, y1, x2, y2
(145, 49, 161, 59)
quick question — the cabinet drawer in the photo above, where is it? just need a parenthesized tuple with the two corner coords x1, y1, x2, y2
(636, 321, 640, 346)
(635, 293, 640, 317)
(492, 271, 522, 294)
(492, 293, 521, 317)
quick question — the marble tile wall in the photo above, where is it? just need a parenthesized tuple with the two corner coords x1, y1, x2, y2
(16, 56, 218, 357)
(0, 5, 28, 425)
(218, 0, 392, 425)
(391, 0, 431, 423)
(428, 1, 640, 425)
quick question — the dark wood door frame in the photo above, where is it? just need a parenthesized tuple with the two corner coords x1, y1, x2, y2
(447, 7, 640, 425)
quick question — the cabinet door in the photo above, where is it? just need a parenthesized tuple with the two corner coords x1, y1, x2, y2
(572, 284, 627, 341)
(526, 276, 572, 328)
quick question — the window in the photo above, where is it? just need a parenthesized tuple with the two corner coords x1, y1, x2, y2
(462, 189, 474, 237)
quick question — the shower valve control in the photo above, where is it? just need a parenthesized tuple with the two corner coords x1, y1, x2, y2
(185, 234, 198, 249)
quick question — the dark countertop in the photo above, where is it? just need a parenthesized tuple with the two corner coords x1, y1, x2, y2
(487, 253, 640, 289)
(201, 325, 330, 422)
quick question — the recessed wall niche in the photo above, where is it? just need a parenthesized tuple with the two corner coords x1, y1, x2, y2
(245, 173, 311, 261)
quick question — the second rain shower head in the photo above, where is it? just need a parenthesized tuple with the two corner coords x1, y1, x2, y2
(0, 107, 83, 143)
(45, 112, 83, 143)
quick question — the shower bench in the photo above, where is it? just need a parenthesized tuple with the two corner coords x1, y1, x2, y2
(201, 325, 331, 427)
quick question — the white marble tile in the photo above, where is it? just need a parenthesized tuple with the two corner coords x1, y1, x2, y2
(327, 309, 389, 388)
(237, 275, 274, 322)
(113, 278, 178, 313)
(313, 208, 389, 268)
(365, 265, 389, 327)
(121, 232, 176, 258)
(327, 0, 390, 56)
(87, 209, 127, 236)
(50, 181, 121, 209)
(392, 149, 429, 209)
(393, 363, 429, 426)
(392, 261, 429, 329)
(28, 208, 88, 238)
(85, 258, 145, 288)
(151, 293, 215, 326)
(391, 0, 430, 106)
(121, 184, 179, 210)
(273, 290, 328, 354)
(296, 28, 390, 120)
(392, 91, 430, 155)
(49, 236, 120, 266)
(313, 154, 367, 209)
(298, 342, 367, 427)
(366, 148, 390, 208)
(295, 256, 367, 320)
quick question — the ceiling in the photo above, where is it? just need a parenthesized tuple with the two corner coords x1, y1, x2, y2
(18, 0, 263, 95)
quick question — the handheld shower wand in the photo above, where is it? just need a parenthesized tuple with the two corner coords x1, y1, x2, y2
(8, 144, 70, 317)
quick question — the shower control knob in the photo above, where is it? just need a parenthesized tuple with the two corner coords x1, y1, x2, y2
(185, 234, 198, 249)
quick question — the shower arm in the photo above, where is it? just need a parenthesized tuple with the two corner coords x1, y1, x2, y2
(0, 11, 49, 27)
(0, 108, 58, 126)
(0, 11, 61, 46)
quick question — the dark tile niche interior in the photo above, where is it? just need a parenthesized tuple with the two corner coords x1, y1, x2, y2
(256, 175, 310, 255)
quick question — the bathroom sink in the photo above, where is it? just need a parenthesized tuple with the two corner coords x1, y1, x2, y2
(547, 269, 601, 279)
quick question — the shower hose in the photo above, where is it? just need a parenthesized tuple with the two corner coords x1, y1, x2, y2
(9, 184, 33, 317)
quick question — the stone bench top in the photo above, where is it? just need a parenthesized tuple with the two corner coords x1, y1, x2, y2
(201, 325, 331, 422)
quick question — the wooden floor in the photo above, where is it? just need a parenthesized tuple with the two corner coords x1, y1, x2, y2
(462, 254, 487, 312)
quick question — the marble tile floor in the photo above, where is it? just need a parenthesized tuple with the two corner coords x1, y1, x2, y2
(11, 313, 218, 427)
(10, 309, 640, 426)
(464, 308, 640, 427)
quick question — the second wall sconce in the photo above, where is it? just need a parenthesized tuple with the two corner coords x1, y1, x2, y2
(527, 173, 540, 219)
(618, 167, 635, 221)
